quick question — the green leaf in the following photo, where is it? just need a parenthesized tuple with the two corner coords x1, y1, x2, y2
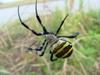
(0, 66, 9, 74)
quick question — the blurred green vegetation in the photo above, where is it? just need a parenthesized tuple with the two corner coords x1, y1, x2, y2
(0, 3, 100, 75)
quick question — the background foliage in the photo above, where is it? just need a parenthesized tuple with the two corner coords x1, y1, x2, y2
(0, 0, 100, 75)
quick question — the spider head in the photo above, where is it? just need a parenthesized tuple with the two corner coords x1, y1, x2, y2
(45, 33, 58, 44)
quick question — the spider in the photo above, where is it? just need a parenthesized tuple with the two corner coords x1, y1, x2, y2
(18, 0, 80, 61)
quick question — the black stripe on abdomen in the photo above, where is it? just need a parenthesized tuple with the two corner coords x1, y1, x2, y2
(52, 41, 66, 54)
(63, 49, 73, 58)
(55, 44, 72, 58)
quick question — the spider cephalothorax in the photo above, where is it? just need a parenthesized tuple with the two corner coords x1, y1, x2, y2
(18, 0, 80, 61)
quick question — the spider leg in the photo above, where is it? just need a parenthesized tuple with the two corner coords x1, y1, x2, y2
(35, 0, 48, 34)
(50, 51, 58, 61)
(28, 39, 46, 51)
(39, 42, 48, 56)
(55, 14, 69, 35)
(58, 32, 80, 38)
(27, 39, 48, 56)
(18, 6, 42, 36)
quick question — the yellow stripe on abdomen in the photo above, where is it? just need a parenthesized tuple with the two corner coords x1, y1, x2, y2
(54, 42, 69, 55)
(62, 48, 73, 58)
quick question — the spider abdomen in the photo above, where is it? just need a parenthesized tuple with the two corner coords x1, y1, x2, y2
(52, 40, 73, 58)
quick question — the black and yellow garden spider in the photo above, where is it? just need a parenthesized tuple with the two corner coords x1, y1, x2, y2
(18, 0, 80, 61)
